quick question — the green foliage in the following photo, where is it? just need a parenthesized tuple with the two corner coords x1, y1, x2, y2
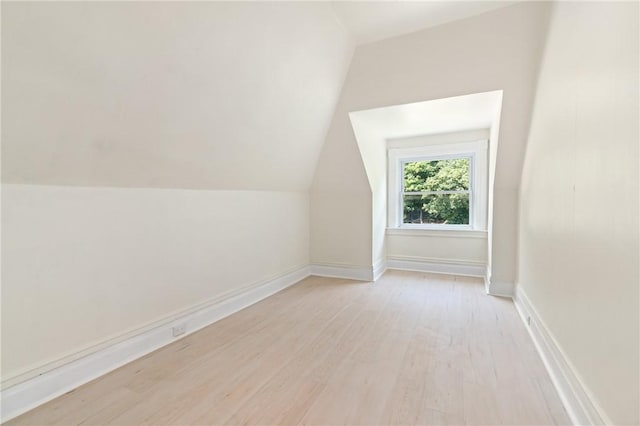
(403, 158, 470, 224)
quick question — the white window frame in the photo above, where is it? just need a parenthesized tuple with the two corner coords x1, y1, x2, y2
(388, 140, 488, 231)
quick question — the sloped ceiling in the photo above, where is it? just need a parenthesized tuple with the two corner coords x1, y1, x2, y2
(1, 2, 353, 191)
(331, 1, 519, 45)
(2, 1, 525, 191)
(349, 91, 502, 140)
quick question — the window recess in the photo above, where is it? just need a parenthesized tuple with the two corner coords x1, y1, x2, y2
(388, 141, 487, 231)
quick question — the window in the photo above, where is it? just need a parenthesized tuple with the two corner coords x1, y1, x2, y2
(402, 157, 471, 225)
(388, 140, 488, 230)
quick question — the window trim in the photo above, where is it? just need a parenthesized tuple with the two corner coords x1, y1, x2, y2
(388, 140, 488, 231)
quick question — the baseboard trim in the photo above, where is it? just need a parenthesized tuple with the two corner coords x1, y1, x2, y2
(310, 263, 374, 281)
(386, 256, 485, 277)
(372, 258, 387, 281)
(513, 285, 610, 426)
(310, 260, 388, 283)
(0, 266, 310, 423)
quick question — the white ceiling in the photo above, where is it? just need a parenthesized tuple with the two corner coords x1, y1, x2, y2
(331, 1, 519, 45)
(2, 2, 354, 191)
(349, 90, 503, 140)
(3, 1, 518, 191)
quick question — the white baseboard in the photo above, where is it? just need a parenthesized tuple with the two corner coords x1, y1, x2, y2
(484, 266, 491, 293)
(310, 263, 374, 281)
(0, 266, 310, 423)
(386, 256, 485, 277)
(372, 258, 387, 281)
(513, 285, 610, 426)
(310, 260, 388, 282)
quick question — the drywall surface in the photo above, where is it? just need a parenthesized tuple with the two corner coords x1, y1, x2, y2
(310, 2, 550, 277)
(331, 2, 517, 45)
(387, 231, 487, 266)
(1, 184, 309, 386)
(518, 2, 639, 424)
(1, 2, 353, 191)
(485, 100, 503, 286)
(347, 115, 387, 267)
(310, 190, 373, 268)
(310, 105, 373, 268)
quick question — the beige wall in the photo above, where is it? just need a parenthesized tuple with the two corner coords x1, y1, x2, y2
(310, 106, 373, 267)
(1, 184, 309, 386)
(387, 231, 487, 266)
(518, 2, 639, 424)
(1, 2, 353, 191)
(310, 191, 373, 268)
(348, 114, 387, 267)
(1, 2, 349, 389)
(311, 2, 551, 280)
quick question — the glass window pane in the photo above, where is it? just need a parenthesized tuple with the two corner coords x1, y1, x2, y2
(403, 158, 470, 192)
(403, 193, 470, 225)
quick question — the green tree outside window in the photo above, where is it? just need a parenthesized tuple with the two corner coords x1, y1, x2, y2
(402, 158, 470, 224)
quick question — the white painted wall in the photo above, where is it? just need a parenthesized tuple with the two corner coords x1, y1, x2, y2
(485, 101, 503, 290)
(310, 191, 373, 269)
(1, 1, 351, 391)
(1, 2, 353, 191)
(386, 230, 487, 267)
(348, 115, 387, 268)
(310, 110, 373, 268)
(311, 2, 551, 280)
(1, 184, 309, 387)
(518, 2, 639, 424)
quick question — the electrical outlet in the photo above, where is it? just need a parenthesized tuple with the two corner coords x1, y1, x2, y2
(172, 324, 186, 337)
(527, 316, 531, 326)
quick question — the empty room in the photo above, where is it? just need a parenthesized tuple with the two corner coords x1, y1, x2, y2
(1, 1, 638, 425)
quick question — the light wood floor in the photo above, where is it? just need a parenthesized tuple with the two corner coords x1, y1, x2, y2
(8, 271, 570, 426)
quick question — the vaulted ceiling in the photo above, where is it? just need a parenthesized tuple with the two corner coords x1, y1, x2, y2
(2, 2, 353, 191)
(2, 1, 519, 191)
(331, 1, 518, 45)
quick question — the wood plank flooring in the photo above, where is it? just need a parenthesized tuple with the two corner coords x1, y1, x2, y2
(7, 271, 570, 425)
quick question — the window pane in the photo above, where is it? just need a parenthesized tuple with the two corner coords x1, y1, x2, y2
(403, 193, 470, 225)
(403, 158, 470, 192)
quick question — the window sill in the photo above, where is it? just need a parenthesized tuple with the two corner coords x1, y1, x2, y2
(386, 227, 488, 239)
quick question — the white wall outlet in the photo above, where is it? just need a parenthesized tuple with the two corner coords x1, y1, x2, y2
(172, 324, 186, 337)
